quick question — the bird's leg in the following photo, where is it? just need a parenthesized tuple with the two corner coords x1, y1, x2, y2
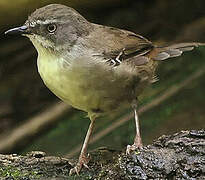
(126, 105, 143, 154)
(69, 116, 96, 175)
(133, 108, 143, 147)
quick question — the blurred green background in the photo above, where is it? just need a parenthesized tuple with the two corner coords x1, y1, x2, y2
(0, 0, 205, 158)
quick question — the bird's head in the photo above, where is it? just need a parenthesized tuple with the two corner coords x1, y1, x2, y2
(5, 4, 92, 53)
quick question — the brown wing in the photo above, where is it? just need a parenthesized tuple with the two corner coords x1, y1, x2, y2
(91, 25, 154, 66)
(103, 31, 154, 66)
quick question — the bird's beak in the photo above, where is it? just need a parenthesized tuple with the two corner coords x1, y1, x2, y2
(4, 25, 30, 35)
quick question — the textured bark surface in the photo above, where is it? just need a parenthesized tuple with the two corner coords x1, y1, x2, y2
(0, 130, 204, 180)
(1, 0, 205, 157)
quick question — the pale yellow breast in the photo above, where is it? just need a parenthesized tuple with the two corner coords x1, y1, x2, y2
(36, 48, 138, 115)
(36, 49, 88, 111)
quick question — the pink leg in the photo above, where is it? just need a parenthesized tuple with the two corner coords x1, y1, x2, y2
(126, 107, 143, 154)
(69, 117, 95, 175)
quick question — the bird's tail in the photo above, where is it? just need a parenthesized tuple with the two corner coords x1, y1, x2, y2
(153, 42, 205, 61)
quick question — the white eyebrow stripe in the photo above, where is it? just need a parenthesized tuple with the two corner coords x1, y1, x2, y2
(36, 19, 59, 25)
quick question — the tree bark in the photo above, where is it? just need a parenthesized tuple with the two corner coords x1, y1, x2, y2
(0, 130, 204, 179)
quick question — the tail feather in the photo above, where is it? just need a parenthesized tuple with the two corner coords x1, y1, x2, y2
(153, 42, 205, 61)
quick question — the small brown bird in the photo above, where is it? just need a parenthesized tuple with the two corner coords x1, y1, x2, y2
(5, 4, 204, 175)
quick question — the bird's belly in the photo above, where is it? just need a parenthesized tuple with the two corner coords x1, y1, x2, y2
(37, 56, 137, 114)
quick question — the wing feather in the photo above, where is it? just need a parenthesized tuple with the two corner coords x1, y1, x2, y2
(96, 27, 154, 66)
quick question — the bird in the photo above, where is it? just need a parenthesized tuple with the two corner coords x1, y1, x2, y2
(5, 4, 204, 175)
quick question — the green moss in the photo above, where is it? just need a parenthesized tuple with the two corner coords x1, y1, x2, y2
(0, 165, 42, 179)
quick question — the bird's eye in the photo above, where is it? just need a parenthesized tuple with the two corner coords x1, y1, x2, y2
(29, 21, 36, 27)
(47, 24, 57, 33)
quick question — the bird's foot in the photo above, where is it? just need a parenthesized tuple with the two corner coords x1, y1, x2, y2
(126, 136, 143, 155)
(69, 154, 90, 176)
(126, 144, 142, 155)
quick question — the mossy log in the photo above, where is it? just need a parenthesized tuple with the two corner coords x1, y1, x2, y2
(0, 130, 204, 179)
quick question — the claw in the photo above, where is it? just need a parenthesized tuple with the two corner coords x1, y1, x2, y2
(83, 163, 90, 169)
(126, 135, 143, 155)
(69, 166, 80, 176)
(69, 154, 90, 176)
(126, 143, 142, 155)
(126, 144, 137, 155)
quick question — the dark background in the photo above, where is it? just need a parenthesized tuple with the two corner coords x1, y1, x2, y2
(0, 0, 205, 158)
